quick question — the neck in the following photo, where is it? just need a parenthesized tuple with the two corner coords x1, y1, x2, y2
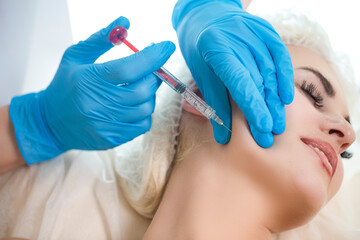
(143, 139, 273, 240)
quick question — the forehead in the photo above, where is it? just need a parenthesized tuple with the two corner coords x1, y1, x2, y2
(287, 45, 349, 112)
(287, 45, 337, 82)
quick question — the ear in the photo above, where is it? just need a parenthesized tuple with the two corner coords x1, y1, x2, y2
(182, 84, 207, 118)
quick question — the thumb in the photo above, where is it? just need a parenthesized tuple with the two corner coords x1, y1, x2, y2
(91, 41, 176, 85)
(63, 16, 130, 64)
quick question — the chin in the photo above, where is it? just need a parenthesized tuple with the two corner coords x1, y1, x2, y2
(263, 154, 339, 232)
(276, 168, 342, 232)
(292, 175, 328, 224)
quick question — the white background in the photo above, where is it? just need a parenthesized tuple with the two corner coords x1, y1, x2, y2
(1, 0, 359, 103)
(68, 0, 360, 86)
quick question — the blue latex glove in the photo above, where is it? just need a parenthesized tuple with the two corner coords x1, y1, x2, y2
(172, 0, 294, 147)
(9, 17, 176, 164)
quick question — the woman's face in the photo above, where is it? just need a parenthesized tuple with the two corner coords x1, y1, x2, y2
(226, 45, 356, 231)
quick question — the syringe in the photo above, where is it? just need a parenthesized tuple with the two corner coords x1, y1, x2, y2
(108, 26, 231, 133)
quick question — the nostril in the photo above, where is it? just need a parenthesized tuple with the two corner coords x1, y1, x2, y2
(340, 143, 350, 154)
(342, 143, 349, 149)
(329, 129, 344, 137)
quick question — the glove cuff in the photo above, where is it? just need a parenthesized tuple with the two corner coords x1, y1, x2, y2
(172, 0, 243, 30)
(9, 91, 64, 165)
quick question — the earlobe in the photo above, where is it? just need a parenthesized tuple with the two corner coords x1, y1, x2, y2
(182, 100, 205, 117)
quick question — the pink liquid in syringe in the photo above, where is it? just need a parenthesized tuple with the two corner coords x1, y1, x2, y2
(109, 26, 178, 87)
(155, 69, 179, 87)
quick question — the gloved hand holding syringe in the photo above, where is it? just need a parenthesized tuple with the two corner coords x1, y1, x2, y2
(109, 26, 231, 133)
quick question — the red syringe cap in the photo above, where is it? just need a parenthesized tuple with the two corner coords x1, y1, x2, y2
(109, 26, 128, 45)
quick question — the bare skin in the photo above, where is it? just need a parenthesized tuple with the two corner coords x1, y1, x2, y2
(142, 45, 355, 239)
(0, 105, 26, 174)
(143, 127, 273, 240)
(242, 0, 252, 9)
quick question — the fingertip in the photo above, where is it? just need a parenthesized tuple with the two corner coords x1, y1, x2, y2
(269, 40, 294, 105)
(272, 121, 285, 135)
(170, 41, 176, 53)
(257, 133, 273, 148)
(145, 41, 176, 56)
(250, 125, 274, 148)
(161, 41, 176, 55)
(113, 16, 130, 29)
(213, 123, 232, 144)
(281, 91, 294, 105)
(278, 65, 294, 105)
(279, 78, 294, 104)
(141, 41, 176, 69)
(210, 108, 232, 144)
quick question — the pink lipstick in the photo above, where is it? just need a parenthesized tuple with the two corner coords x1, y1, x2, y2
(301, 138, 338, 177)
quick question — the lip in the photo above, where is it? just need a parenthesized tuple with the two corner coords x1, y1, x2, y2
(301, 137, 338, 177)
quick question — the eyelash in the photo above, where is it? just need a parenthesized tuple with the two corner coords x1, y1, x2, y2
(300, 81, 324, 108)
(300, 81, 352, 159)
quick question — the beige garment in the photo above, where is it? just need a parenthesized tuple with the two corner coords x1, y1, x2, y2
(1, 148, 360, 240)
(0, 59, 187, 240)
(0, 150, 150, 240)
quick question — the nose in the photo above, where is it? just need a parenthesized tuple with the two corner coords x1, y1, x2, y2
(321, 114, 356, 154)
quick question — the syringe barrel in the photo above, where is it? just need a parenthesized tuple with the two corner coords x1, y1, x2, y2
(182, 88, 215, 118)
(181, 89, 224, 125)
(154, 68, 223, 125)
(154, 67, 186, 94)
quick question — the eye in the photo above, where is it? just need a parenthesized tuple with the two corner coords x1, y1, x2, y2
(300, 80, 324, 108)
(341, 151, 353, 159)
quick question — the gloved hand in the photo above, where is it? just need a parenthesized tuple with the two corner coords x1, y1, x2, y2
(9, 17, 176, 164)
(172, 0, 294, 147)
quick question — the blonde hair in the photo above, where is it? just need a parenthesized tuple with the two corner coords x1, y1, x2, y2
(115, 10, 358, 218)
(115, 57, 191, 218)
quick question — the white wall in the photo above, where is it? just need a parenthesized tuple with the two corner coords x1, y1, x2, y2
(0, 0, 36, 105)
(67, 0, 360, 89)
(67, 0, 178, 65)
(0, 0, 73, 106)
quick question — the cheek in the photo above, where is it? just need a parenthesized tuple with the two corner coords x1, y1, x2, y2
(266, 143, 329, 230)
(229, 118, 328, 229)
(285, 90, 317, 126)
(272, 96, 328, 221)
(227, 92, 341, 230)
(284, 91, 344, 203)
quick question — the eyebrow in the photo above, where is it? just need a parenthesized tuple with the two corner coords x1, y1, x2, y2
(298, 66, 336, 97)
(298, 66, 351, 124)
